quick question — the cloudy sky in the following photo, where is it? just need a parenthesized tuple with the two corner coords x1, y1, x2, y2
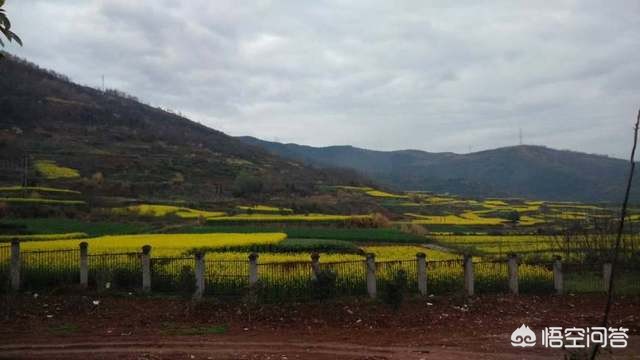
(4, 0, 640, 158)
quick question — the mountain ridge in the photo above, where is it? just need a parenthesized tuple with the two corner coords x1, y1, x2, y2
(0, 53, 368, 202)
(238, 136, 636, 203)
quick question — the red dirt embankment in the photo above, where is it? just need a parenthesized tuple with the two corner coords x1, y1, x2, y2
(0, 294, 638, 359)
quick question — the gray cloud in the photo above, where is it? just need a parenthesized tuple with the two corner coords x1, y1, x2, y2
(5, 0, 640, 158)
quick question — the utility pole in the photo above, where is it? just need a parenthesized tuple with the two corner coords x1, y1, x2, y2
(519, 128, 523, 145)
(102, 75, 105, 92)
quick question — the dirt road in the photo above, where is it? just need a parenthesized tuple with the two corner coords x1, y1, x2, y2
(1, 293, 638, 359)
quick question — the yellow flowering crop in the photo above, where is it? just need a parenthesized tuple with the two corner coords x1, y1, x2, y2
(18, 233, 287, 256)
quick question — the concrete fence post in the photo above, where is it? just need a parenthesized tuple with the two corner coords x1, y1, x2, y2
(10, 239, 20, 292)
(416, 252, 427, 296)
(508, 253, 519, 295)
(553, 256, 563, 295)
(603, 262, 613, 293)
(366, 253, 377, 299)
(79, 242, 89, 289)
(463, 254, 474, 297)
(193, 252, 205, 300)
(310, 252, 320, 281)
(141, 245, 152, 294)
(248, 253, 259, 286)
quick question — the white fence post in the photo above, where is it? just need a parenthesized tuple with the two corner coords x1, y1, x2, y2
(553, 256, 563, 295)
(508, 253, 519, 295)
(193, 252, 205, 300)
(10, 239, 20, 292)
(464, 254, 474, 297)
(141, 245, 152, 293)
(417, 252, 427, 296)
(310, 252, 320, 281)
(366, 253, 377, 299)
(79, 242, 88, 289)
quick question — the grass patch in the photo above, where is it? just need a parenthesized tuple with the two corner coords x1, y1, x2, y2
(0, 218, 152, 237)
(205, 214, 372, 223)
(0, 232, 88, 242)
(48, 323, 79, 336)
(0, 186, 81, 195)
(0, 198, 85, 205)
(161, 322, 227, 336)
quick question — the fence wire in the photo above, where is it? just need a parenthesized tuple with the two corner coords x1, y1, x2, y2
(21, 249, 79, 290)
(88, 252, 142, 291)
(151, 257, 195, 294)
(519, 260, 555, 294)
(474, 260, 509, 294)
(3, 245, 637, 298)
(258, 261, 314, 302)
(319, 260, 368, 297)
(427, 259, 464, 294)
(377, 259, 418, 294)
(205, 260, 249, 296)
(0, 244, 10, 293)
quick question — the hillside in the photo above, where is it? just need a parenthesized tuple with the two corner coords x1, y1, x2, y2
(0, 54, 366, 203)
(239, 136, 637, 203)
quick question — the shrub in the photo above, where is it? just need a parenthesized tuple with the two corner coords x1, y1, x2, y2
(382, 270, 407, 310)
(177, 265, 196, 295)
(232, 171, 264, 197)
(399, 223, 429, 237)
(312, 269, 337, 300)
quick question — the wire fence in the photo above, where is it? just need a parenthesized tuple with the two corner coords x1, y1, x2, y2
(21, 249, 79, 290)
(88, 252, 142, 291)
(151, 257, 195, 294)
(564, 262, 605, 293)
(1, 245, 639, 299)
(519, 260, 555, 294)
(0, 244, 10, 292)
(475, 260, 509, 294)
(205, 260, 249, 297)
(258, 261, 314, 302)
(319, 260, 368, 297)
(427, 259, 464, 294)
(377, 259, 418, 294)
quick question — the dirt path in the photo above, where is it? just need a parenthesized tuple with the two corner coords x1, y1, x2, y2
(1, 294, 638, 359)
(0, 338, 574, 359)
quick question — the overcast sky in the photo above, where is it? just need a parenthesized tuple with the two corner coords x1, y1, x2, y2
(5, 0, 640, 158)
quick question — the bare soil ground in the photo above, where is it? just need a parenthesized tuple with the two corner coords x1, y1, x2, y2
(1, 293, 639, 359)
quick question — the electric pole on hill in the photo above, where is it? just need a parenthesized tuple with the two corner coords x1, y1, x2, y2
(519, 128, 523, 145)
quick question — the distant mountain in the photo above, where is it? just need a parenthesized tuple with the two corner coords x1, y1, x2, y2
(0, 54, 365, 202)
(239, 136, 637, 203)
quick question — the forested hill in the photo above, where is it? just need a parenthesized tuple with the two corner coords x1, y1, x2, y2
(238, 136, 638, 203)
(0, 53, 366, 201)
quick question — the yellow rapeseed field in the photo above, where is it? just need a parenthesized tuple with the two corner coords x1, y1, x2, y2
(18, 233, 287, 256)
(34, 160, 80, 179)
(237, 205, 293, 213)
(113, 204, 226, 219)
(362, 245, 459, 261)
